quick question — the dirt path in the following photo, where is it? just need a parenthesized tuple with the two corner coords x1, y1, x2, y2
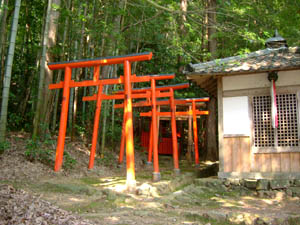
(1, 133, 300, 225)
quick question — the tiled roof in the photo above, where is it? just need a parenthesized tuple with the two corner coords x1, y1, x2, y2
(185, 47, 300, 76)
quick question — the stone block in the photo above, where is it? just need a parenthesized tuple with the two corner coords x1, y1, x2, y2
(256, 179, 269, 190)
(244, 179, 257, 189)
(270, 179, 290, 190)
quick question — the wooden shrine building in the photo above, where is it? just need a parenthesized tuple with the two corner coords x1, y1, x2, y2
(185, 34, 300, 179)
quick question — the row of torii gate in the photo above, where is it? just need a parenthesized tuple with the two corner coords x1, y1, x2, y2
(48, 52, 209, 191)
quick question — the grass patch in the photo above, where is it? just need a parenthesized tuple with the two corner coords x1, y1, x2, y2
(35, 182, 95, 196)
(67, 198, 117, 213)
(183, 212, 237, 225)
(80, 177, 103, 185)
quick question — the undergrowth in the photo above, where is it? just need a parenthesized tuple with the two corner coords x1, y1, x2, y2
(0, 141, 10, 155)
(24, 137, 77, 170)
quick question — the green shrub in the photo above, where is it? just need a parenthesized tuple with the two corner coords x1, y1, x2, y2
(24, 139, 54, 166)
(63, 151, 77, 170)
(0, 141, 10, 155)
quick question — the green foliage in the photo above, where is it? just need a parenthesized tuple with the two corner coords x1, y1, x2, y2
(95, 150, 116, 167)
(24, 139, 54, 166)
(63, 151, 77, 170)
(24, 137, 76, 170)
(2, 0, 300, 151)
(0, 141, 10, 155)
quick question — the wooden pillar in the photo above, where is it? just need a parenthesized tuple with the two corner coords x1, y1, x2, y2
(147, 119, 153, 164)
(54, 66, 72, 172)
(151, 78, 160, 181)
(192, 100, 200, 166)
(170, 88, 180, 175)
(88, 66, 102, 169)
(217, 77, 224, 173)
(187, 105, 193, 162)
(118, 111, 126, 164)
(123, 60, 136, 191)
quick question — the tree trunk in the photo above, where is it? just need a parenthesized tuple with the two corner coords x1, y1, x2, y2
(207, 0, 217, 58)
(205, 96, 218, 161)
(0, 0, 21, 142)
(42, 0, 61, 131)
(33, 0, 58, 138)
(177, 0, 188, 73)
(0, 0, 8, 93)
(71, 2, 87, 140)
(51, 0, 71, 132)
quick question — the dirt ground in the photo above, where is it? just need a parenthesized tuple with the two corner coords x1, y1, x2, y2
(1, 132, 300, 225)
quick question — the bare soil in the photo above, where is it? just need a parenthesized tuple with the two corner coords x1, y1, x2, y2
(1, 132, 300, 225)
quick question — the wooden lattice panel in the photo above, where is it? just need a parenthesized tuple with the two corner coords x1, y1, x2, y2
(253, 96, 274, 147)
(253, 94, 299, 148)
(277, 94, 299, 147)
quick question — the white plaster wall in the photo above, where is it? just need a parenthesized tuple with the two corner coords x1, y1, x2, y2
(223, 70, 300, 91)
(223, 96, 251, 135)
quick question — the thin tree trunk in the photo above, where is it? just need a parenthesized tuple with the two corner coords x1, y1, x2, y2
(33, 0, 53, 138)
(207, 0, 217, 58)
(0, 0, 21, 142)
(52, 0, 71, 132)
(177, 0, 187, 73)
(71, 3, 87, 140)
(42, 0, 61, 131)
(68, 40, 78, 135)
(0, 0, 8, 93)
(100, 67, 111, 155)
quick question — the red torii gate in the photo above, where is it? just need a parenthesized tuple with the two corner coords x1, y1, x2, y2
(115, 83, 190, 180)
(83, 79, 184, 181)
(140, 97, 209, 167)
(48, 52, 157, 190)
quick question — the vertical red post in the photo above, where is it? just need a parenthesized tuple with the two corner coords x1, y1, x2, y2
(124, 60, 136, 191)
(147, 120, 153, 164)
(170, 88, 180, 175)
(54, 66, 72, 172)
(192, 100, 199, 166)
(119, 111, 126, 164)
(88, 66, 102, 169)
(151, 78, 160, 181)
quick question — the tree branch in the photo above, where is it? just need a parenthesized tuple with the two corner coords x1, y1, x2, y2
(144, 0, 179, 13)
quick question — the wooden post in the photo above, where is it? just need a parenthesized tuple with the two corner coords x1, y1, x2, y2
(88, 66, 102, 169)
(192, 99, 200, 166)
(119, 111, 126, 164)
(147, 120, 153, 164)
(54, 66, 72, 171)
(124, 60, 136, 191)
(151, 78, 160, 181)
(187, 105, 193, 162)
(170, 88, 180, 175)
(217, 77, 224, 173)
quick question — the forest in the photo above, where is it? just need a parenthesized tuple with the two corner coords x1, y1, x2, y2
(0, 0, 300, 156)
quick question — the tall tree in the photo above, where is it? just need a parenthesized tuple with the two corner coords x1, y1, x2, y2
(0, 0, 21, 142)
(33, 0, 61, 138)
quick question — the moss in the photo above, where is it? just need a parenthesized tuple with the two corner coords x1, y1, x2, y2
(67, 198, 117, 213)
(183, 212, 238, 225)
(80, 177, 103, 185)
(35, 182, 96, 196)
